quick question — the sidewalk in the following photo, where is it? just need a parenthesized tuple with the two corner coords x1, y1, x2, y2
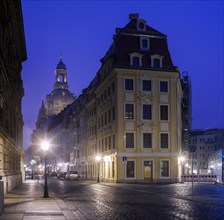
(0, 180, 78, 220)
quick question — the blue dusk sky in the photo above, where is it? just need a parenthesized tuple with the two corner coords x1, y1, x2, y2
(21, 0, 224, 149)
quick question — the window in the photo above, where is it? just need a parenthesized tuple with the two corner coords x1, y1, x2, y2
(153, 58, 160, 68)
(125, 79, 134, 91)
(140, 37, 150, 51)
(160, 105, 168, 120)
(112, 134, 115, 149)
(108, 136, 111, 150)
(160, 81, 168, 92)
(112, 106, 115, 120)
(126, 161, 135, 178)
(129, 53, 142, 67)
(161, 160, 169, 177)
(137, 19, 146, 31)
(142, 39, 148, 48)
(143, 104, 151, 120)
(150, 54, 163, 68)
(112, 82, 115, 93)
(132, 57, 140, 67)
(125, 103, 134, 119)
(143, 133, 152, 148)
(104, 112, 107, 125)
(101, 115, 103, 127)
(142, 80, 151, 91)
(108, 109, 111, 123)
(126, 133, 134, 148)
(160, 133, 169, 148)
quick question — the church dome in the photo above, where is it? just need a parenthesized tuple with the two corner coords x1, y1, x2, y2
(36, 58, 75, 123)
(44, 88, 74, 117)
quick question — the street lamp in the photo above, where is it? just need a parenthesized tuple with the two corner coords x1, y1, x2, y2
(95, 155, 101, 183)
(41, 140, 49, 198)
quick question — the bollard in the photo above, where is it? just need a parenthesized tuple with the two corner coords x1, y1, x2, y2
(0, 176, 4, 215)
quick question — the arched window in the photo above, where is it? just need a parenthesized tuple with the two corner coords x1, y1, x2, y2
(150, 54, 163, 68)
(140, 37, 150, 51)
(132, 57, 140, 67)
(129, 52, 143, 67)
(153, 58, 160, 68)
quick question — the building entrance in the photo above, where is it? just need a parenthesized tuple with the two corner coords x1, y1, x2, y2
(144, 160, 153, 180)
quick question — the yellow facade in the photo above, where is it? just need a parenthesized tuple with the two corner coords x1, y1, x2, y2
(86, 67, 182, 183)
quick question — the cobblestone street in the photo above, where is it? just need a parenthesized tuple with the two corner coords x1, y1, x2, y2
(52, 178, 224, 220)
(1, 178, 224, 220)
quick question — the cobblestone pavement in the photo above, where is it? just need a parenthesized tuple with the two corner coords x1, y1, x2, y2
(49, 178, 224, 220)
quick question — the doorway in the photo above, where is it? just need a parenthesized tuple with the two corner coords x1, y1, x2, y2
(144, 160, 153, 181)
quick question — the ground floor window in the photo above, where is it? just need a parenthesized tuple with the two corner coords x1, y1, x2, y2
(126, 160, 135, 178)
(160, 160, 169, 177)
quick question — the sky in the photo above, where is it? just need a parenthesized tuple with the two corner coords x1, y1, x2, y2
(21, 0, 224, 149)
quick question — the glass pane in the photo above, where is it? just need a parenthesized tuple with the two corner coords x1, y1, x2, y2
(143, 105, 151, 120)
(142, 80, 151, 91)
(127, 161, 135, 178)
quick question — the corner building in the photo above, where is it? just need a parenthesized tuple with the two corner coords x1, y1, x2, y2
(86, 14, 183, 183)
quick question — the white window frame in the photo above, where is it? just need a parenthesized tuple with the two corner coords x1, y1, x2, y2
(160, 159, 170, 179)
(125, 132, 135, 149)
(124, 77, 135, 92)
(159, 104, 169, 121)
(126, 160, 136, 179)
(137, 19, 146, 31)
(142, 104, 152, 120)
(159, 80, 169, 93)
(124, 102, 135, 120)
(129, 52, 143, 67)
(160, 132, 170, 149)
(140, 37, 150, 51)
(142, 132, 152, 149)
(142, 78, 152, 92)
(150, 54, 163, 68)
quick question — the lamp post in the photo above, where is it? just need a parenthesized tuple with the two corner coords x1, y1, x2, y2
(95, 155, 101, 183)
(41, 140, 49, 198)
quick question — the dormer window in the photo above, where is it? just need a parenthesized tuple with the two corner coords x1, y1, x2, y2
(130, 52, 143, 67)
(153, 58, 160, 68)
(137, 19, 146, 31)
(150, 54, 163, 68)
(140, 37, 150, 51)
(133, 57, 140, 66)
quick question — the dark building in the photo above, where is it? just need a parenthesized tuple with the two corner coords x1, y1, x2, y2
(0, 0, 27, 192)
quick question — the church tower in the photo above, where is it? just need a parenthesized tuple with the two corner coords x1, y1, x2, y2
(36, 57, 75, 127)
(54, 58, 68, 90)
